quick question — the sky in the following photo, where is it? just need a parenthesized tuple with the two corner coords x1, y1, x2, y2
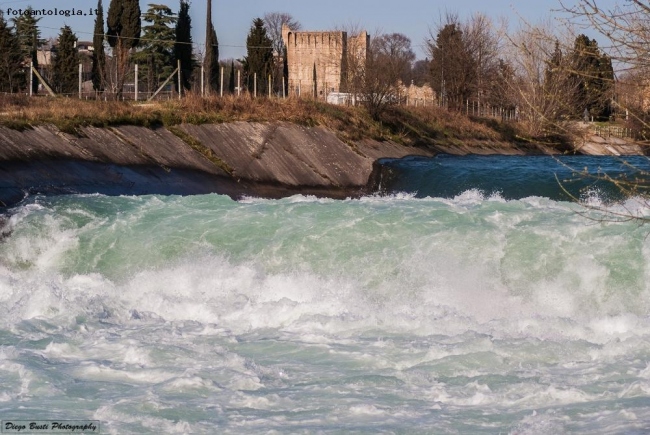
(0, 0, 573, 60)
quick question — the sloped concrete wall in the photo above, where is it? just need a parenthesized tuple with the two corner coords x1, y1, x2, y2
(0, 122, 431, 207)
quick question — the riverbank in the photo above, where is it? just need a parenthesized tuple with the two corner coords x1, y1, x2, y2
(0, 121, 432, 207)
(0, 96, 644, 208)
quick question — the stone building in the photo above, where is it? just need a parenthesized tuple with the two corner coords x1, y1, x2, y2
(282, 24, 368, 99)
(397, 81, 437, 107)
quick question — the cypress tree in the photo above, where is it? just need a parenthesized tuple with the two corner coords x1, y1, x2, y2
(0, 15, 25, 92)
(543, 40, 574, 119)
(52, 25, 80, 95)
(312, 62, 317, 98)
(174, 0, 194, 91)
(12, 7, 42, 94)
(282, 46, 288, 95)
(571, 34, 614, 120)
(242, 18, 273, 95)
(204, 0, 219, 93)
(107, 0, 141, 97)
(228, 60, 235, 93)
(92, 0, 106, 91)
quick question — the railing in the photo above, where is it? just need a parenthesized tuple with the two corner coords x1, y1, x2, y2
(593, 125, 638, 140)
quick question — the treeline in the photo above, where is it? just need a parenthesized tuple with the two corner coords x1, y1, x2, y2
(422, 13, 615, 133)
(330, 13, 615, 126)
(0, 0, 288, 98)
(0, 0, 631, 137)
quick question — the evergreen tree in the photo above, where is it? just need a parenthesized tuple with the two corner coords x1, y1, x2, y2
(92, 0, 106, 91)
(133, 3, 176, 92)
(282, 46, 288, 95)
(52, 25, 80, 95)
(242, 18, 273, 95)
(429, 23, 476, 109)
(571, 34, 614, 120)
(174, 0, 194, 91)
(0, 15, 25, 92)
(542, 40, 575, 119)
(545, 40, 563, 86)
(107, 0, 141, 97)
(12, 7, 42, 94)
(204, 0, 219, 93)
(312, 62, 317, 98)
(228, 59, 235, 93)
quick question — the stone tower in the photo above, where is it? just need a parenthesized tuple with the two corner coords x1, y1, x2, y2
(282, 24, 368, 99)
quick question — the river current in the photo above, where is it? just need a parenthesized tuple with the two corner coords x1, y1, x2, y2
(1, 155, 650, 433)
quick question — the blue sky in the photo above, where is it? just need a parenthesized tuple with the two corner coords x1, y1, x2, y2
(0, 0, 566, 60)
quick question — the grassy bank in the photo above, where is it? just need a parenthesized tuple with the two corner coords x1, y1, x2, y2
(0, 93, 532, 147)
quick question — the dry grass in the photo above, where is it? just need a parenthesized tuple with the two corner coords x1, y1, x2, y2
(0, 93, 527, 146)
(0, 94, 161, 133)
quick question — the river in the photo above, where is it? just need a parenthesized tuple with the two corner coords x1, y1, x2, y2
(1, 155, 649, 433)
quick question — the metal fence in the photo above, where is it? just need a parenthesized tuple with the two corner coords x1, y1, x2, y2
(593, 125, 639, 140)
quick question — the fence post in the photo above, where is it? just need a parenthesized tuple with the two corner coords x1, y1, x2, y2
(78, 62, 82, 99)
(135, 64, 139, 101)
(237, 70, 241, 96)
(282, 77, 286, 98)
(254, 73, 257, 98)
(178, 60, 182, 100)
(220, 66, 224, 97)
(201, 63, 205, 97)
(29, 61, 33, 97)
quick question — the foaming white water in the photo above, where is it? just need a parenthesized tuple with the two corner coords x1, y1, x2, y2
(2, 193, 649, 335)
(1, 192, 649, 433)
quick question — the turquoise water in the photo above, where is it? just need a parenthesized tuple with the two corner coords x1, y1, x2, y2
(1, 156, 650, 433)
(378, 155, 650, 201)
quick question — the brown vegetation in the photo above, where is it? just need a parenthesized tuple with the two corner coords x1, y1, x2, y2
(0, 93, 532, 147)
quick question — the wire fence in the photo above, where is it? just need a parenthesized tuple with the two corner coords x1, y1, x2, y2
(463, 100, 518, 121)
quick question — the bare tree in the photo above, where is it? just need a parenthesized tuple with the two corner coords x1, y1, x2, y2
(560, 1, 650, 69)
(504, 20, 579, 135)
(263, 12, 300, 95)
(351, 32, 415, 118)
(264, 12, 301, 55)
(462, 13, 505, 108)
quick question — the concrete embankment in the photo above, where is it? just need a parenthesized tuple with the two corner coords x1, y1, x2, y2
(0, 121, 644, 208)
(0, 122, 433, 207)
